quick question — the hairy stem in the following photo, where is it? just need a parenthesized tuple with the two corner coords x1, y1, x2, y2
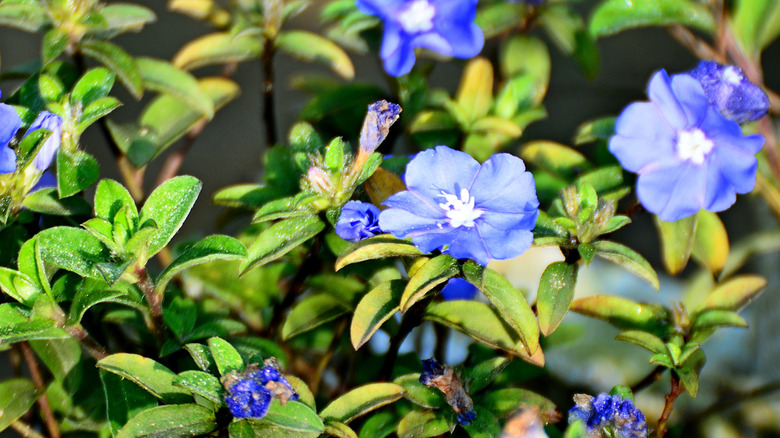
(656, 373, 684, 438)
(136, 267, 165, 346)
(261, 38, 278, 147)
(66, 324, 108, 361)
(20, 342, 60, 438)
(154, 119, 207, 188)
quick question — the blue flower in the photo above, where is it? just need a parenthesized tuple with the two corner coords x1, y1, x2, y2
(0, 92, 22, 174)
(609, 70, 765, 222)
(223, 361, 299, 419)
(25, 111, 63, 171)
(569, 393, 647, 438)
(336, 201, 383, 242)
(378, 146, 539, 265)
(356, 0, 484, 77)
(225, 378, 273, 418)
(689, 61, 769, 123)
(441, 278, 479, 300)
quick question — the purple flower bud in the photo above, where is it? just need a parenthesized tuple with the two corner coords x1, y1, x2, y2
(358, 100, 401, 157)
(440, 278, 479, 300)
(689, 61, 769, 123)
(336, 201, 383, 242)
(0, 92, 22, 174)
(25, 111, 63, 171)
(357, 0, 484, 76)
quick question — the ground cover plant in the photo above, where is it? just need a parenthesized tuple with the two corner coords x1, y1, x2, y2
(0, 0, 778, 437)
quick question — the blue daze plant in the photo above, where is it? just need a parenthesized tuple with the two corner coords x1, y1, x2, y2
(25, 111, 63, 171)
(689, 61, 769, 123)
(569, 393, 648, 438)
(379, 146, 539, 265)
(609, 69, 765, 221)
(419, 358, 477, 426)
(336, 200, 383, 242)
(356, 0, 484, 76)
(223, 362, 299, 419)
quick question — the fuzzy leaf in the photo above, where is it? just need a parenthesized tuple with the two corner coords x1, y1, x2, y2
(537, 261, 579, 336)
(350, 280, 404, 350)
(320, 383, 405, 424)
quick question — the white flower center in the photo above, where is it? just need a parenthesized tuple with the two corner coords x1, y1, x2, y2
(398, 0, 436, 34)
(676, 129, 714, 165)
(438, 188, 483, 228)
(721, 66, 742, 85)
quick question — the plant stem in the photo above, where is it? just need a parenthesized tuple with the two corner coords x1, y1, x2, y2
(65, 324, 108, 361)
(261, 37, 278, 147)
(19, 342, 60, 438)
(311, 318, 347, 393)
(154, 119, 207, 188)
(11, 420, 47, 438)
(136, 267, 165, 346)
(379, 297, 430, 381)
(631, 365, 667, 393)
(656, 373, 684, 438)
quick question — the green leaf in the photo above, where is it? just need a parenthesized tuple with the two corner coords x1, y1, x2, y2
(324, 421, 359, 438)
(140, 175, 202, 260)
(691, 211, 729, 276)
(184, 343, 216, 373)
(173, 32, 263, 71)
(393, 374, 446, 409)
(42, 28, 68, 63)
(463, 406, 501, 438)
(537, 261, 579, 336)
(29, 338, 82, 385)
(67, 287, 124, 326)
(97, 353, 193, 403)
(592, 240, 660, 290)
(565, 421, 588, 438)
(677, 349, 705, 397)
(37, 227, 124, 283)
(251, 193, 322, 223)
(574, 117, 616, 145)
(475, 2, 527, 39)
(276, 30, 355, 80)
(615, 330, 668, 355)
(94, 179, 137, 221)
(400, 254, 458, 312)
(137, 57, 214, 118)
(0, 267, 42, 305)
(480, 388, 560, 423)
(22, 188, 92, 216)
(655, 215, 697, 275)
(282, 294, 348, 340)
(286, 375, 316, 410)
(56, 149, 100, 197)
(358, 412, 397, 438)
(208, 337, 244, 376)
(263, 400, 325, 433)
(589, 0, 715, 38)
(696, 275, 767, 312)
(213, 184, 284, 209)
(78, 96, 122, 133)
(100, 369, 158, 435)
(116, 404, 217, 438)
(424, 301, 544, 366)
(79, 39, 144, 99)
(466, 357, 510, 393)
(156, 235, 246, 294)
(732, 0, 780, 55)
(396, 410, 453, 438)
(241, 215, 325, 274)
(500, 35, 550, 96)
(691, 309, 748, 331)
(570, 295, 671, 335)
(99, 3, 156, 34)
(462, 261, 540, 356)
(519, 141, 590, 179)
(232, 420, 319, 438)
(350, 280, 404, 350)
(0, 379, 38, 432)
(456, 57, 493, 124)
(320, 383, 405, 424)
(71, 67, 115, 107)
(174, 370, 225, 405)
(335, 235, 423, 271)
(0, 3, 47, 32)
(0, 320, 68, 344)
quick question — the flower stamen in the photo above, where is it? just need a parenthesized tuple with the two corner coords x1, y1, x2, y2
(398, 0, 436, 34)
(676, 128, 714, 165)
(438, 188, 483, 228)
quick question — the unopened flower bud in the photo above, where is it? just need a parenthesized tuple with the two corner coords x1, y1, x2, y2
(307, 167, 333, 194)
(358, 100, 401, 158)
(419, 358, 476, 426)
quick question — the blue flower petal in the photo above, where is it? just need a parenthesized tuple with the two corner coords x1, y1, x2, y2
(380, 24, 417, 77)
(436, 22, 484, 58)
(476, 220, 534, 261)
(383, 190, 445, 219)
(404, 146, 480, 201)
(440, 278, 478, 300)
(669, 73, 710, 127)
(647, 70, 688, 131)
(378, 207, 445, 239)
(638, 163, 706, 222)
(0, 102, 21, 147)
(469, 153, 538, 213)
(704, 169, 737, 212)
(0, 145, 16, 174)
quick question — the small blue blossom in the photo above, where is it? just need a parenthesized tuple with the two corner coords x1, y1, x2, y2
(609, 70, 765, 222)
(379, 146, 539, 265)
(356, 0, 484, 77)
(0, 92, 22, 174)
(359, 100, 402, 157)
(440, 278, 479, 300)
(568, 393, 647, 438)
(689, 61, 769, 123)
(223, 360, 299, 419)
(25, 111, 63, 171)
(336, 201, 383, 242)
(419, 358, 476, 426)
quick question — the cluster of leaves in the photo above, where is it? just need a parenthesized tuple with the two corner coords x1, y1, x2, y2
(0, 0, 779, 437)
